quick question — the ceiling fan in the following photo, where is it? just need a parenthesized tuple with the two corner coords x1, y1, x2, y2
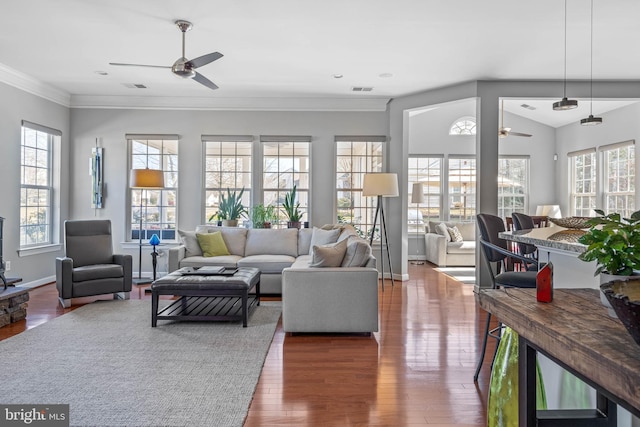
(499, 100, 532, 138)
(110, 20, 223, 90)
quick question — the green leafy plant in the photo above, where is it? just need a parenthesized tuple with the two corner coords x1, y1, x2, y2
(578, 209, 640, 276)
(282, 185, 302, 222)
(251, 204, 277, 228)
(215, 188, 247, 221)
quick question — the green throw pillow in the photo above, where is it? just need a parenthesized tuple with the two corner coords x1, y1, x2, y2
(196, 232, 230, 257)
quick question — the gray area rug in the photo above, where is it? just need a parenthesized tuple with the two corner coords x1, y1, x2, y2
(0, 299, 281, 426)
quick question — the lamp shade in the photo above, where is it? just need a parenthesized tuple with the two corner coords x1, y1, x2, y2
(130, 168, 165, 189)
(411, 183, 425, 204)
(535, 204, 562, 218)
(362, 173, 399, 197)
(149, 234, 161, 246)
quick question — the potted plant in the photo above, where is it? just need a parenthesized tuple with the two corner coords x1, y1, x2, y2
(578, 209, 640, 315)
(207, 211, 222, 226)
(282, 185, 303, 229)
(251, 204, 277, 229)
(215, 187, 247, 227)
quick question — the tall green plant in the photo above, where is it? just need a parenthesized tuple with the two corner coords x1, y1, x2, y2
(578, 209, 640, 276)
(216, 187, 247, 220)
(282, 185, 302, 222)
(251, 204, 277, 228)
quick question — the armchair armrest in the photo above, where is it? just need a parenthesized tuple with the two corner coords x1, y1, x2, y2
(168, 245, 186, 273)
(113, 254, 133, 290)
(424, 233, 447, 266)
(56, 257, 74, 299)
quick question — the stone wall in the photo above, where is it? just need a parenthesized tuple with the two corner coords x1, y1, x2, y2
(0, 287, 29, 328)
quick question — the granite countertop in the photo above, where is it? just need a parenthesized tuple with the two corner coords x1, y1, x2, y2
(498, 226, 587, 254)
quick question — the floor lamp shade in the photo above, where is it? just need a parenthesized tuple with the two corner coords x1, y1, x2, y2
(130, 168, 165, 189)
(362, 173, 399, 197)
(535, 204, 562, 218)
(411, 183, 425, 204)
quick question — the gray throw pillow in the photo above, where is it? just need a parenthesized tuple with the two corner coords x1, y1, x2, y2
(435, 222, 451, 242)
(309, 239, 348, 267)
(309, 227, 341, 256)
(341, 237, 372, 267)
(178, 229, 203, 257)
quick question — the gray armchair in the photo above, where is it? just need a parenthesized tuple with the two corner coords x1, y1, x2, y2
(56, 220, 132, 308)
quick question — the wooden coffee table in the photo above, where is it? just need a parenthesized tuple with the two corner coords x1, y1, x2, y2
(150, 267, 260, 327)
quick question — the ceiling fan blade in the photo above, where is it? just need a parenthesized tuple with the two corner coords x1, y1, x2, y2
(187, 52, 223, 69)
(508, 131, 532, 137)
(193, 71, 219, 90)
(109, 62, 171, 69)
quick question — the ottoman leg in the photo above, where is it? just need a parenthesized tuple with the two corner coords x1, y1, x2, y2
(242, 291, 248, 327)
(151, 291, 158, 327)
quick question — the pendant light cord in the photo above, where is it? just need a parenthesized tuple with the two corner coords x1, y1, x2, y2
(589, 0, 594, 115)
(563, 0, 568, 98)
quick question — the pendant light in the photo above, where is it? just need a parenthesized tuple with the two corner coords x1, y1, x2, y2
(581, 0, 603, 126)
(553, 0, 579, 111)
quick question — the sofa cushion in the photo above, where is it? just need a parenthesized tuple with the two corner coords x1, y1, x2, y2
(435, 223, 451, 242)
(178, 229, 203, 258)
(298, 228, 313, 256)
(72, 264, 123, 282)
(447, 241, 476, 254)
(196, 232, 230, 257)
(195, 226, 248, 256)
(238, 254, 296, 273)
(245, 229, 299, 257)
(337, 224, 359, 242)
(309, 239, 348, 267)
(341, 237, 372, 267)
(309, 227, 340, 256)
(457, 222, 476, 241)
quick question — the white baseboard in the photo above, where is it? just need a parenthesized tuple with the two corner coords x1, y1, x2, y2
(15, 275, 56, 289)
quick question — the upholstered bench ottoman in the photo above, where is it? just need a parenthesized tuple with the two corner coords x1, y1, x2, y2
(151, 267, 260, 327)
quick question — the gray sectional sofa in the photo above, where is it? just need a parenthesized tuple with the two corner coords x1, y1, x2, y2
(168, 224, 379, 333)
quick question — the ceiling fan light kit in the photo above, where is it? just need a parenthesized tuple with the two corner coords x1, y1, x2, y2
(109, 19, 222, 91)
(553, 0, 579, 111)
(499, 99, 532, 138)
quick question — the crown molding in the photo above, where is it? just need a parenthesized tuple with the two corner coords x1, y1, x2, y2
(0, 63, 70, 107)
(69, 94, 390, 112)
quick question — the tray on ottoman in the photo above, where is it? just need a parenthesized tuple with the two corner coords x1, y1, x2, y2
(151, 267, 260, 327)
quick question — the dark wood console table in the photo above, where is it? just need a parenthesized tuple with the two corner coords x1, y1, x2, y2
(477, 288, 640, 426)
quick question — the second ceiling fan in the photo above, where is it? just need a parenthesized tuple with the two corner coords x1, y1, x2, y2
(499, 100, 532, 138)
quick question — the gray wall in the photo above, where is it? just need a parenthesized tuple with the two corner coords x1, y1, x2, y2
(69, 108, 388, 274)
(0, 82, 70, 285)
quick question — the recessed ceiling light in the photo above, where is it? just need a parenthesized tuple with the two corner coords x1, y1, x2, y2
(379, 73, 393, 78)
(333, 74, 343, 79)
(94, 71, 109, 76)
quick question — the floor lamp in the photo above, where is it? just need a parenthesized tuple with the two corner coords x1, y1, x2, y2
(130, 168, 165, 285)
(411, 182, 425, 265)
(363, 173, 398, 290)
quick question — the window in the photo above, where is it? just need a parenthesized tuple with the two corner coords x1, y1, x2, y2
(203, 136, 253, 223)
(569, 149, 597, 217)
(408, 156, 442, 230)
(498, 156, 529, 219)
(336, 138, 385, 239)
(448, 157, 476, 221)
(128, 135, 178, 241)
(20, 121, 60, 247)
(449, 117, 476, 135)
(603, 141, 635, 217)
(262, 137, 310, 228)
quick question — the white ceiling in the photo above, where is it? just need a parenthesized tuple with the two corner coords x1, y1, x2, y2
(2, 0, 640, 124)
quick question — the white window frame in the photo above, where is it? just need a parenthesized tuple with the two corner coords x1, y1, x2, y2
(602, 140, 635, 217)
(447, 156, 476, 222)
(498, 156, 530, 219)
(569, 148, 598, 217)
(202, 135, 253, 224)
(19, 121, 61, 250)
(335, 137, 385, 239)
(127, 134, 179, 242)
(449, 116, 477, 136)
(408, 155, 443, 229)
(261, 136, 311, 228)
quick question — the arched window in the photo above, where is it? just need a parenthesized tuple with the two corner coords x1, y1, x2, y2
(449, 117, 476, 135)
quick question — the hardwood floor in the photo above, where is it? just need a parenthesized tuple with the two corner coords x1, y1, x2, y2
(0, 264, 494, 426)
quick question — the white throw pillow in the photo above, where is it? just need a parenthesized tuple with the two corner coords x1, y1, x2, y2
(447, 226, 464, 242)
(435, 223, 451, 242)
(309, 239, 348, 267)
(309, 227, 341, 256)
(177, 229, 203, 257)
